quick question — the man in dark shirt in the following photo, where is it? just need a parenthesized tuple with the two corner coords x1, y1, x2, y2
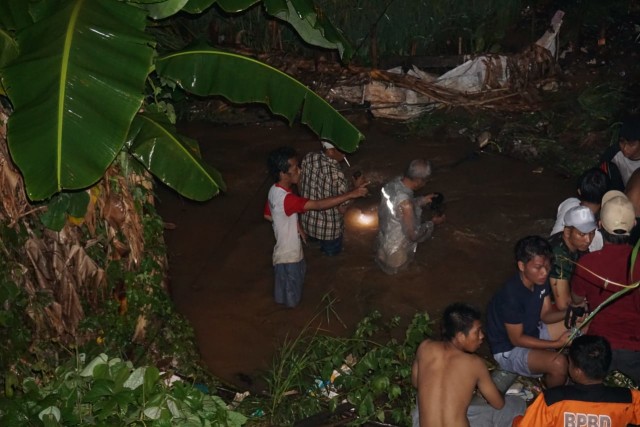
(548, 205, 596, 311)
(486, 236, 570, 388)
(299, 140, 364, 255)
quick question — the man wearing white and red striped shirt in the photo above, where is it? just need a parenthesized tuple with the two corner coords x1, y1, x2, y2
(264, 147, 367, 307)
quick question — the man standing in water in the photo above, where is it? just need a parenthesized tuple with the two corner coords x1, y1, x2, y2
(264, 146, 368, 307)
(299, 140, 365, 256)
(412, 303, 525, 427)
(375, 159, 445, 274)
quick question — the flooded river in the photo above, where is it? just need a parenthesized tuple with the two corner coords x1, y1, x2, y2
(157, 116, 573, 389)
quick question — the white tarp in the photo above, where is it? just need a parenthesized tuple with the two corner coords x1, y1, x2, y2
(434, 10, 564, 94)
(329, 10, 565, 120)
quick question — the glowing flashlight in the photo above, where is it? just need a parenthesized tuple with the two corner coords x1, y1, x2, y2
(357, 212, 374, 226)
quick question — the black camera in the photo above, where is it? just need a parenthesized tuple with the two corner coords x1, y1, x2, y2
(430, 192, 445, 215)
(564, 305, 586, 329)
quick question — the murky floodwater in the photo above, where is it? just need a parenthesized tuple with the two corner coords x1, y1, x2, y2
(156, 116, 573, 389)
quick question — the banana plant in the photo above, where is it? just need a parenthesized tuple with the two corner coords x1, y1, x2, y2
(0, 0, 362, 203)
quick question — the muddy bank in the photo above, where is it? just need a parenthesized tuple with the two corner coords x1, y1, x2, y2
(156, 117, 574, 388)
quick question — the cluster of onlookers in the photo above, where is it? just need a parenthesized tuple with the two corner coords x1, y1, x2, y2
(412, 116, 640, 426)
(263, 115, 640, 426)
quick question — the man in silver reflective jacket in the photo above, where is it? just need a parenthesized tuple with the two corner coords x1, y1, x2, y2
(375, 159, 445, 274)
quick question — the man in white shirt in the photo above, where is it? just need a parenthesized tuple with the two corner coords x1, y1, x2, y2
(599, 114, 640, 191)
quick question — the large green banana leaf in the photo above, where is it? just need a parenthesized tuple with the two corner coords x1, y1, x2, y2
(0, 29, 18, 69)
(155, 45, 364, 152)
(181, 0, 352, 61)
(126, 113, 226, 201)
(182, 0, 219, 13)
(141, 0, 190, 20)
(2, 0, 155, 201)
(0, 0, 33, 31)
(263, 0, 352, 61)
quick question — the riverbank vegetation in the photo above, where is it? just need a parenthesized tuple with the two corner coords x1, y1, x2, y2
(1, 0, 640, 425)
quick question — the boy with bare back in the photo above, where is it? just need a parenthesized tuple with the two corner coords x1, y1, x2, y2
(411, 303, 525, 427)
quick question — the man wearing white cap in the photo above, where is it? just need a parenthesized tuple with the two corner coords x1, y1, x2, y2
(548, 205, 597, 312)
(571, 190, 640, 384)
(549, 167, 608, 252)
(299, 140, 362, 256)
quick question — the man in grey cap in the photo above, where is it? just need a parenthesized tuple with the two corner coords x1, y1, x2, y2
(571, 190, 640, 384)
(299, 140, 364, 256)
(375, 159, 445, 274)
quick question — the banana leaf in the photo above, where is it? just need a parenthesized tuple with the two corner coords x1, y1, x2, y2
(264, 0, 352, 61)
(140, 0, 190, 20)
(126, 113, 226, 201)
(0, 0, 33, 31)
(155, 44, 364, 151)
(2, 0, 155, 201)
(213, 0, 352, 61)
(39, 191, 90, 231)
(214, 0, 260, 11)
(182, 0, 219, 13)
(0, 29, 18, 69)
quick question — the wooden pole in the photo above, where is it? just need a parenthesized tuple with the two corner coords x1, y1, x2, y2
(370, 23, 378, 68)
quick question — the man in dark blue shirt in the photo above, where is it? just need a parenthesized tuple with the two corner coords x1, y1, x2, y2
(487, 236, 571, 387)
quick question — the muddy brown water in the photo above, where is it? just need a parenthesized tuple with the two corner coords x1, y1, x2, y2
(156, 117, 573, 390)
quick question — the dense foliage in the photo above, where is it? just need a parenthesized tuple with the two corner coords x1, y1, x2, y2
(0, 0, 371, 424)
(256, 311, 433, 426)
(0, 354, 246, 426)
(2, 1, 640, 425)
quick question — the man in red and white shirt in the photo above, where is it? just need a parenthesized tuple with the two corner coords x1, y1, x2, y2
(264, 146, 367, 307)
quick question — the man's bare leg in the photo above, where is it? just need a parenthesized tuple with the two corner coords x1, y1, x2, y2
(527, 348, 567, 387)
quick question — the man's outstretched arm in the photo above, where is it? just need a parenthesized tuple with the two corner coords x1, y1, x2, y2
(475, 360, 504, 410)
(304, 183, 368, 211)
(398, 200, 433, 242)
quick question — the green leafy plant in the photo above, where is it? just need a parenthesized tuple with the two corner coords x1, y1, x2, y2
(0, 0, 363, 203)
(577, 82, 625, 123)
(0, 353, 247, 426)
(0, 1, 365, 421)
(261, 310, 433, 425)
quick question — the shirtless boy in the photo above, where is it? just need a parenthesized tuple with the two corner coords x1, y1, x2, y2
(411, 303, 525, 427)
